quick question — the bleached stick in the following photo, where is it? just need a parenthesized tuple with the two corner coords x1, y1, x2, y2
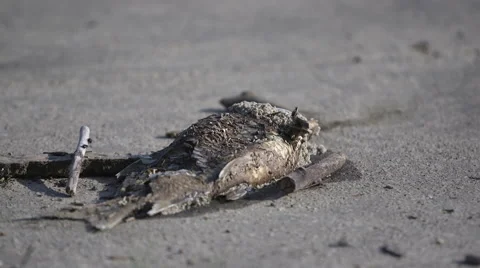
(66, 126, 90, 196)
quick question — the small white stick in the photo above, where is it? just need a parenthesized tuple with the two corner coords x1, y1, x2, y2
(66, 126, 90, 196)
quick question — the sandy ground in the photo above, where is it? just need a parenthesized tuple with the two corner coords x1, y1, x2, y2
(0, 0, 479, 267)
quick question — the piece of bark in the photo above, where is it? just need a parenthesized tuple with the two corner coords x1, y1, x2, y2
(0, 152, 139, 179)
(66, 126, 91, 196)
(278, 151, 347, 193)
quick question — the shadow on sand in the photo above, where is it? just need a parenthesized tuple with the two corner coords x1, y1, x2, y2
(13, 155, 361, 232)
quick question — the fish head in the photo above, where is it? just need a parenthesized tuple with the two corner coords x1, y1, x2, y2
(289, 107, 321, 140)
(229, 101, 320, 142)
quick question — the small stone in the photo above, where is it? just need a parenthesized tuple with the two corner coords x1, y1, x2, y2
(455, 30, 465, 41)
(435, 238, 445, 245)
(443, 209, 454, 214)
(85, 20, 98, 29)
(352, 56, 362, 64)
(384, 185, 393, 190)
(36, 192, 42, 197)
(407, 215, 417, 220)
(411, 41, 430, 55)
(224, 229, 231, 234)
(328, 237, 351, 248)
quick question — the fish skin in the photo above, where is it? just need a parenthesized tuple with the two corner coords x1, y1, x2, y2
(53, 101, 321, 230)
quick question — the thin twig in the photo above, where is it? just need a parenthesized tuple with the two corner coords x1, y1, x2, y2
(66, 126, 90, 196)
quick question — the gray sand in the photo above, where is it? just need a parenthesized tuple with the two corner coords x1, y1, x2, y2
(0, 0, 479, 267)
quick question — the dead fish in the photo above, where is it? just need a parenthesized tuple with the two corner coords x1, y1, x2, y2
(53, 101, 340, 230)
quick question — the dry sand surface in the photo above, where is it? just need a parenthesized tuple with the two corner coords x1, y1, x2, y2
(0, 0, 479, 267)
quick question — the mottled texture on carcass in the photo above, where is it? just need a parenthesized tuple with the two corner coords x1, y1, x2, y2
(54, 101, 321, 229)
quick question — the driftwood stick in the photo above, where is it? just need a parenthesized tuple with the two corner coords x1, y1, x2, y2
(0, 153, 139, 179)
(66, 126, 91, 196)
(279, 151, 347, 193)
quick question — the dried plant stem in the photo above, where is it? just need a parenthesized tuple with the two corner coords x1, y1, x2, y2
(66, 126, 90, 196)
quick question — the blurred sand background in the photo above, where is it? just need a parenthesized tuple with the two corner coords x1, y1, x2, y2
(0, 0, 479, 267)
